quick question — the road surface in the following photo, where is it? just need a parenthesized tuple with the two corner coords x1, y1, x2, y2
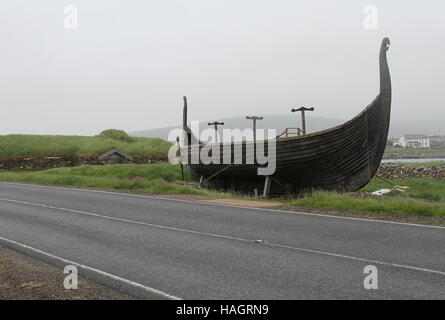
(0, 181, 444, 299)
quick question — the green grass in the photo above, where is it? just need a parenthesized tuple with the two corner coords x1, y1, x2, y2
(288, 191, 444, 217)
(288, 176, 445, 217)
(43, 164, 190, 181)
(99, 129, 134, 143)
(384, 160, 445, 167)
(0, 162, 443, 218)
(0, 163, 226, 197)
(384, 147, 445, 154)
(0, 134, 172, 160)
(360, 177, 445, 202)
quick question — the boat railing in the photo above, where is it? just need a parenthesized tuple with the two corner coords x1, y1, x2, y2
(276, 127, 303, 139)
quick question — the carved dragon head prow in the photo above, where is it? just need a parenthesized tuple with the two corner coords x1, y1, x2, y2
(379, 37, 391, 100)
(382, 37, 390, 51)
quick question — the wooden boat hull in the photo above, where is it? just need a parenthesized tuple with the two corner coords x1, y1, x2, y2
(183, 38, 392, 195)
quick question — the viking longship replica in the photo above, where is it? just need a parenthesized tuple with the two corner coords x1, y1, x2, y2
(181, 38, 392, 196)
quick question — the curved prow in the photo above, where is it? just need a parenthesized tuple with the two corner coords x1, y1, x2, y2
(183, 96, 191, 133)
(183, 96, 192, 145)
(365, 37, 392, 184)
(182, 96, 202, 146)
(379, 37, 392, 101)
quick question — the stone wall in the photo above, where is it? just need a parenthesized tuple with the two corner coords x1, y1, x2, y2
(0, 156, 167, 170)
(377, 163, 445, 179)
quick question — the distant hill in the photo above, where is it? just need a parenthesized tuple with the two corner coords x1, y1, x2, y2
(130, 114, 444, 141)
(130, 115, 344, 141)
(385, 119, 445, 139)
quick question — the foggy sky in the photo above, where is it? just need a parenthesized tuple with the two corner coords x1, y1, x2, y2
(1, 0, 444, 136)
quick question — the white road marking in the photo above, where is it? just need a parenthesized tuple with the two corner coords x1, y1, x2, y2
(1, 196, 445, 277)
(0, 181, 444, 229)
(0, 236, 181, 300)
(0, 197, 249, 243)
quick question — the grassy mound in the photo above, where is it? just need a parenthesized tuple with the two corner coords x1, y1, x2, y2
(99, 129, 133, 143)
(0, 134, 172, 160)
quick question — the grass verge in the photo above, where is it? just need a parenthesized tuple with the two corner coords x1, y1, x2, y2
(0, 163, 226, 197)
(384, 147, 445, 154)
(288, 176, 445, 218)
(287, 191, 444, 217)
(0, 163, 444, 218)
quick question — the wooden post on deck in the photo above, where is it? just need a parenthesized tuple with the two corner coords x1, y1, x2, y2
(291, 107, 315, 135)
(208, 121, 224, 143)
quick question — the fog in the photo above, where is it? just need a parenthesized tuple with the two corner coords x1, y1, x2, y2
(1, 0, 444, 136)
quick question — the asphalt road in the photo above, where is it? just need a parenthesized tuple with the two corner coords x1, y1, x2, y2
(0, 181, 444, 299)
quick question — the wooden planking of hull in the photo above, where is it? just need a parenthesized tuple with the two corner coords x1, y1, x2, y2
(182, 38, 392, 195)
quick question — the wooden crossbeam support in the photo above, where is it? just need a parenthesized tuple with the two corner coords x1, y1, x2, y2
(262, 176, 272, 198)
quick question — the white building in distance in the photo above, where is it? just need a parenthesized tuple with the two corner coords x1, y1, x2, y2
(394, 134, 431, 148)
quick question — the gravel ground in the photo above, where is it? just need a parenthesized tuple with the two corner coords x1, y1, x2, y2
(0, 246, 133, 300)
